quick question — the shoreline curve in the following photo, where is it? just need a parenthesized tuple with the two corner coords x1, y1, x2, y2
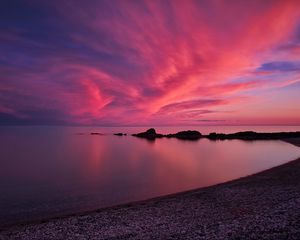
(1, 139, 300, 239)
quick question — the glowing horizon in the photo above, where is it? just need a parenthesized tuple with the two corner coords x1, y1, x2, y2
(1, 0, 300, 126)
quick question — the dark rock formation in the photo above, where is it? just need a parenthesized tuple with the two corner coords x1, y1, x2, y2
(132, 128, 163, 140)
(133, 129, 300, 141)
(166, 130, 202, 140)
(90, 132, 104, 135)
(206, 131, 300, 140)
(132, 129, 202, 140)
(114, 133, 127, 136)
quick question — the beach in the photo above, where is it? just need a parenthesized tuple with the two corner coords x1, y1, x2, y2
(1, 139, 300, 239)
(2, 0, 300, 238)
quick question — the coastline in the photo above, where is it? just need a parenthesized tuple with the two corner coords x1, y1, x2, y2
(1, 139, 300, 239)
(282, 138, 300, 147)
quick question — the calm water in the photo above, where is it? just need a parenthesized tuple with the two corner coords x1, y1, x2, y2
(1, 126, 300, 226)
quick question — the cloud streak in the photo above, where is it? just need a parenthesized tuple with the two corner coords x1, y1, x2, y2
(1, 0, 300, 125)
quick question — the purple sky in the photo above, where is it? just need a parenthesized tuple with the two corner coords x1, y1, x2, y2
(1, 0, 300, 126)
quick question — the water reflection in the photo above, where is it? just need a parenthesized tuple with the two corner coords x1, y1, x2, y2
(0, 126, 300, 226)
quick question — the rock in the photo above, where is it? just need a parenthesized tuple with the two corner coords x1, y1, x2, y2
(90, 132, 103, 135)
(166, 130, 202, 140)
(132, 129, 202, 140)
(132, 128, 163, 140)
(133, 129, 300, 142)
(114, 133, 127, 136)
(206, 131, 300, 140)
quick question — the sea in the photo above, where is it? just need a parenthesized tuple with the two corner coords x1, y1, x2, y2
(1, 125, 300, 226)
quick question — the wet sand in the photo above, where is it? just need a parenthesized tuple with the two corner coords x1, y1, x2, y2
(1, 139, 300, 239)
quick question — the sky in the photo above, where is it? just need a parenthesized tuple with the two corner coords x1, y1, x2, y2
(1, 0, 300, 126)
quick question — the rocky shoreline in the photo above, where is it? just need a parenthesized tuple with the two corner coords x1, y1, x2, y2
(1, 139, 300, 239)
(132, 128, 300, 141)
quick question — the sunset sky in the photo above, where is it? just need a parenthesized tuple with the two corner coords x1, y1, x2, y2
(1, 0, 300, 126)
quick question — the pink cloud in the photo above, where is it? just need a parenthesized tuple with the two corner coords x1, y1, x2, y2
(1, 0, 300, 125)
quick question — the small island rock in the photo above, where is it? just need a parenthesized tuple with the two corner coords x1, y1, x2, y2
(132, 128, 163, 139)
(114, 133, 127, 136)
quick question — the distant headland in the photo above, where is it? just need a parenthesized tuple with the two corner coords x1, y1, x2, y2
(132, 128, 300, 141)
